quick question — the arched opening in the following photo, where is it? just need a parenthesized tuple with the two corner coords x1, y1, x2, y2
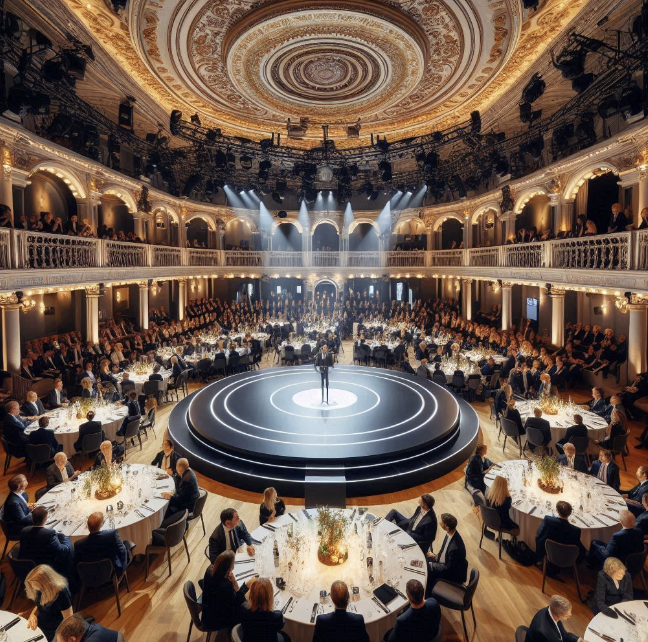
(391, 218, 426, 250)
(349, 222, 379, 251)
(187, 217, 214, 249)
(515, 194, 551, 240)
(586, 173, 621, 233)
(224, 218, 258, 250)
(312, 222, 339, 251)
(272, 221, 302, 251)
(151, 207, 180, 246)
(472, 208, 497, 247)
(440, 218, 464, 249)
(23, 171, 77, 232)
(314, 280, 337, 305)
(98, 194, 133, 240)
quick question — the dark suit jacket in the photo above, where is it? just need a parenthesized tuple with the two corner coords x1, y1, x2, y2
(21, 400, 46, 416)
(47, 388, 68, 409)
(78, 622, 119, 642)
(599, 527, 644, 563)
(46, 462, 75, 489)
(405, 507, 437, 551)
(524, 416, 552, 444)
(74, 420, 105, 452)
(595, 570, 633, 616)
(28, 427, 61, 457)
(19, 525, 73, 574)
(535, 516, 586, 561)
(168, 469, 200, 513)
(558, 423, 588, 446)
(151, 450, 180, 475)
(590, 460, 621, 491)
(556, 454, 588, 474)
(312, 609, 369, 642)
(1, 492, 33, 536)
(636, 511, 648, 536)
(240, 605, 286, 642)
(526, 607, 578, 642)
(208, 520, 253, 562)
(75, 529, 128, 576)
(428, 531, 468, 584)
(624, 480, 648, 503)
(201, 572, 248, 630)
(388, 599, 441, 642)
(3, 413, 30, 449)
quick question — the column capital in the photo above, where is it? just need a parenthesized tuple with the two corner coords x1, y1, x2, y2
(137, 280, 149, 289)
(501, 281, 514, 289)
(630, 294, 648, 306)
(461, 278, 473, 285)
(83, 284, 101, 297)
(549, 287, 566, 298)
(618, 168, 641, 187)
(0, 292, 19, 307)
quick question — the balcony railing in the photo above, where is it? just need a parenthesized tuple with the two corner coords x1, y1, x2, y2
(0, 228, 11, 269)
(312, 251, 340, 267)
(635, 230, 648, 271)
(429, 250, 463, 267)
(104, 240, 148, 268)
(14, 229, 99, 269)
(151, 246, 182, 267)
(267, 251, 303, 267)
(551, 232, 630, 270)
(503, 242, 545, 269)
(387, 251, 426, 267)
(347, 251, 382, 267)
(225, 250, 262, 267)
(188, 248, 220, 267)
(468, 247, 499, 267)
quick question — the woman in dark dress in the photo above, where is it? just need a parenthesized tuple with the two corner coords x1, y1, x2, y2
(503, 398, 525, 436)
(260, 487, 286, 525)
(595, 410, 627, 449)
(25, 565, 74, 641)
(485, 475, 519, 535)
(202, 551, 253, 631)
(465, 444, 494, 493)
(594, 557, 633, 615)
(240, 577, 290, 642)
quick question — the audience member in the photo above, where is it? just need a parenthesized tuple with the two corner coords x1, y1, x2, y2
(55, 613, 120, 642)
(535, 501, 586, 565)
(74, 512, 133, 576)
(556, 443, 588, 473)
(29, 416, 64, 457)
(385, 494, 437, 552)
(2, 473, 34, 536)
(425, 513, 467, 594)
(260, 487, 286, 525)
(25, 564, 73, 641)
(589, 510, 644, 566)
(19, 506, 73, 577)
(209, 508, 255, 562)
(465, 444, 494, 493)
(312, 580, 369, 642)
(589, 450, 620, 491)
(526, 595, 581, 642)
(594, 557, 633, 616)
(45, 453, 80, 489)
(240, 576, 290, 642)
(384, 579, 441, 642)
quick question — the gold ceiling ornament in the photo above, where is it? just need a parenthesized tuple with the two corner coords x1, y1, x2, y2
(615, 295, 629, 314)
(0, 292, 19, 306)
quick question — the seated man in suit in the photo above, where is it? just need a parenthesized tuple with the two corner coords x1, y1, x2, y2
(46, 452, 80, 489)
(47, 378, 69, 409)
(526, 595, 581, 642)
(556, 443, 588, 473)
(480, 357, 496, 377)
(117, 390, 141, 437)
(425, 513, 467, 595)
(535, 501, 586, 564)
(28, 415, 63, 458)
(590, 450, 621, 491)
(385, 494, 437, 553)
(21, 391, 46, 419)
(53, 613, 120, 642)
(415, 358, 431, 379)
(384, 579, 441, 642)
(1, 474, 34, 536)
(74, 411, 106, 452)
(400, 357, 415, 375)
(151, 438, 180, 479)
(524, 407, 551, 453)
(19, 505, 73, 576)
(555, 414, 588, 454)
(589, 509, 644, 567)
(208, 507, 255, 562)
(620, 465, 648, 517)
(148, 363, 164, 381)
(3, 400, 30, 457)
(75, 511, 134, 577)
(636, 494, 648, 539)
(313, 580, 369, 642)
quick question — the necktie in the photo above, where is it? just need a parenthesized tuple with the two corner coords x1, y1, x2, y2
(229, 529, 237, 551)
(568, 457, 574, 469)
(598, 464, 607, 481)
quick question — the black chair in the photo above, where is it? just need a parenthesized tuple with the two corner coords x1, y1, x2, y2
(542, 539, 582, 601)
(139, 407, 157, 441)
(0, 510, 21, 563)
(1, 437, 25, 475)
(625, 546, 648, 593)
(373, 347, 388, 369)
(196, 358, 213, 382)
(7, 544, 36, 609)
(211, 355, 227, 378)
(281, 346, 295, 366)
(568, 435, 591, 466)
(300, 344, 313, 364)
(360, 344, 371, 365)
(34, 486, 49, 501)
(188, 489, 208, 537)
(118, 418, 142, 457)
(25, 443, 52, 479)
(500, 417, 523, 457)
(431, 567, 479, 641)
(449, 372, 466, 394)
(432, 370, 447, 387)
(166, 376, 182, 402)
(181, 369, 191, 397)
(464, 374, 482, 402)
(524, 426, 551, 457)
(121, 380, 136, 395)
(227, 353, 241, 374)
(143, 380, 165, 405)
(76, 558, 130, 617)
(78, 432, 103, 462)
(484, 371, 500, 397)
(515, 626, 528, 642)
(478, 505, 517, 559)
(610, 431, 630, 470)
(183, 580, 220, 642)
(238, 354, 251, 373)
(145, 510, 190, 580)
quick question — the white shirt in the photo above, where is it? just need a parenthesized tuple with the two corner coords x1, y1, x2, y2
(439, 533, 454, 564)
(598, 463, 607, 481)
(411, 507, 428, 531)
(58, 465, 68, 481)
(566, 456, 575, 469)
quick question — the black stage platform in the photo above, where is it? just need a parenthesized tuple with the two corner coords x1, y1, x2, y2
(168, 366, 479, 497)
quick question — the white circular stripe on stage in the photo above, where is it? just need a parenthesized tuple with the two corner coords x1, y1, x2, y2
(291, 387, 358, 409)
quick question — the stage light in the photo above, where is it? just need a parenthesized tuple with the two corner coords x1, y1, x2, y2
(182, 173, 203, 197)
(494, 157, 510, 177)
(519, 102, 542, 124)
(552, 48, 586, 79)
(572, 72, 595, 93)
(214, 149, 227, 169)
(42, 58, 66, 82)
(424, 151, 439, 171)
(551, 123, 574, 154)
(523, 135, 544, 160)
(205, 129, 220, 142)
(62, 51, 87, 80)
(522, 73, 545, 104)
(522, 0, 539, 10)
(190, 113, 201, 125)
(27, 92, 50, 115)
(226, 151, 236, 170)
(170, 110, 182, 135)
(415, 152, 426, 168)
(575, 113, 597, 145)
(240, 154, 253, 170)
(28, 28, 52, 51)
(6, 84, 32, 113)
(3, 12, 21, 38)
(450, 174, 467, 198)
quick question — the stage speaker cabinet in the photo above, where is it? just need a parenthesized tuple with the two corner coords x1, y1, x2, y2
(305, 475, 346, 509)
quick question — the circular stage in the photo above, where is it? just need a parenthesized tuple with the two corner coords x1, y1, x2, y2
(169, 366, 479, 497)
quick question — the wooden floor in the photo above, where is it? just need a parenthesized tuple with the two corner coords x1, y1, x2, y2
(1, 344, 645, 641)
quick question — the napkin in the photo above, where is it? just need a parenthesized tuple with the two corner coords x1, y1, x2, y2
(373, 584, 398, 606)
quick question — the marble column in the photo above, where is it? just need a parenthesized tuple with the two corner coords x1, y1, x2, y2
(0, 153, 13, 220)
(462, 278, 473, 320)
(1, 299, 21, 373)
(178, 279, 187, 321)
(501, 282, 513, 331)
(138, 282, 149, 331)
(550, 288, 566, 348)
(84, 290, 100, 344)
(628, 301, 648, 379)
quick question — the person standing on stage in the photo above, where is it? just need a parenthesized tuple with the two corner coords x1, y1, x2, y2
(314, 344, 334, 404)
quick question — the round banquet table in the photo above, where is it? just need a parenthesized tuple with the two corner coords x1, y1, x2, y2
(0, 610, 45, 642)
(38, 463, 174, 554)
(25, 404, 128, 456)
(516, 399, 609, 453)
(585, 600, 648, 641)
(236, 509, 427, 642)
(485, 460, 622, 551)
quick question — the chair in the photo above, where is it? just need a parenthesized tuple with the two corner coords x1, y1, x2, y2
(449, 372, 466, 394)
(542, 539, 582, 601)
(625, 546, 648, 593)
(145, 510, 190, 579)
(0, 510, 21, 563)
(143, 380, 165, 405)
(188, 488, 208, 537)
(78, 432, 103, 462)
(485, 372, 500, 397)
(568, 435, 591, 466)
(1, 437, 25, 475)
(118, 418, 142, 457)
(300, 343, 313, 364)
(25, 443, 52, 479)
(281, 346, 295, 366)
(139, 407, 157, 441)
(373, 347, 388, 369)
(238, 354, 251, 373)
(181, 369, 191, 397)
(478, 505, 517, 559)
(211, 355, 227, 378)
(464, 374, 481, 402)
(121, 380, 136, 395)
(515, 626, 528, 642)
(232, 624, 242, 642)
(166, 376, 182, 402)
(6, 544, 36, 609)
(196, 358, 213, 382)
(360, 344, 371, 365)
(610, 431, 630, 470)
(500, 417, 523, 457)
(524, 426, 551, 457)
(76, 558, 130, 617)
(183, 580, 219, 642)
(431, 567, 479, 641)
(432, 370, 447, 387)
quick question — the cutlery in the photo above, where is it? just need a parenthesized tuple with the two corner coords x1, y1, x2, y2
(141, 505, 155, 513)
(528, 506, 537, 516)
(310, 603, 319, 623)
(388, 529, 400, 536)
(0, 617, 20, 632)
(46, 519, 61, 528)
(588, 629, 615, 642)
(404, 567, 425, 576)
(281, 597, 293, 614)
(573, 514, 588, 527)
(350, 509, 357, 520)
(302, 509, 312, 520)
(394, 587, 406, 600)
(288, 513, 298, 522)
(372, 517, 383, 526)
(372, 597, 390, 614)
(69, 521, 84, 536)
(24, 636, 46, 642)
(261, 524, 276, 532)
(398, 543, 417, 550)
(591, 515, 607, 526)
(622, 610, 637, 624)
(235, 559, 255, 565)
(250, 538, 262, 545)
(235, 571, 258, 581)
(643, 601, 648, 610)
(613, 608, 635, 626)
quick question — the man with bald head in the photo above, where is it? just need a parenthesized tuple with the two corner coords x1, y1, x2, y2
(161, 458, 200, 516)
(74, 511, 133, 576)
(313, 580, 369, 642)
(589, 509, 644, 567)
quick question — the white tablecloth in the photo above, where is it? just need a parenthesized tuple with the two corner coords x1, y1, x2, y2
(0, 610, 45, 642)
(26, 404, 128, 456)
(585, 600, 648, 641)
(485, 460, 622, 551)
(38, 463, 174, 554)
(237, 509, 427, 642)
(120, 371, 171, 395)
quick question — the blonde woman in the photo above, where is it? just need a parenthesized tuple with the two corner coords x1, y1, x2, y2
(25, 564, 73, 641)
(80, 376, 95, 399)
(259, 487, 286, 525)
(485, 475, 519, 536)
(594, 557, 632, 615)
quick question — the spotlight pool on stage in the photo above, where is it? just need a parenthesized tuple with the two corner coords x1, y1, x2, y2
(169, 365, 479, 497)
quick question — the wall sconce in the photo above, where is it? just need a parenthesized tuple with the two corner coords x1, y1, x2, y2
(21, 299, 36, 314)
(615, 296, 629, 314)
(600, 298, 608, 314)
(116, 291, 122, 302)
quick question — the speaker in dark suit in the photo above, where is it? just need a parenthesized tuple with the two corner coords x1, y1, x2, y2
(535, 503, 586, 563)
(19, 507, 73, 576)
(313, 581, 369, 642)
(526, 605, 579, 642)
(1, 479, 32, 537)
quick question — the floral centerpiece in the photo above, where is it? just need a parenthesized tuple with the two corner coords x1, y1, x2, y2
(83, 462, 123, 500)
(538, 395, 561, 416)
(317, 506, 349, 566)
(536, 456, 563, 494)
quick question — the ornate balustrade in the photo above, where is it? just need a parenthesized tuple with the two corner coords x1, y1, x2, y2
(429, 250, 463, 267)
(104, 240, 148, 268)
(346, 251, 382, 267)
(468, 247, 499, 267)
(635, 230, 648, 271)
(267, 251, 303, 267)
(188, 248, 220, 267)
(386, 251, 426, 267)
(151, 246, 182, 267)
(503, 242, 545, 269)
(0, 228, 11, 270)
(225, 250, 262, 267)
(311, 251, 340, 267)
(14, 229, 99, 269)
(549, 232, 630, 270)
